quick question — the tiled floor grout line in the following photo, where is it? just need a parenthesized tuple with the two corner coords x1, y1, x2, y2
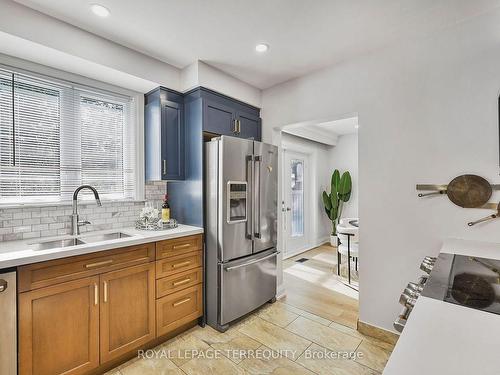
(283, 315, 300, 329)
(280, 299, 357, 329)
(292, 342, 323, 375)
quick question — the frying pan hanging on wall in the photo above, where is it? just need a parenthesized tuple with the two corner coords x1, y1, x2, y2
(417, 174, 492, 208)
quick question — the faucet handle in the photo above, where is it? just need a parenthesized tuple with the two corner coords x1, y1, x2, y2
(78, 220, 91, 227)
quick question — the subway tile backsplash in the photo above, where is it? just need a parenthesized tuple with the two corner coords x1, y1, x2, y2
(0, 181, 167, 242)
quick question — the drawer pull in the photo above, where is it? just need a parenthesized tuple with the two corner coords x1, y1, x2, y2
(173, 278, 191, 286)
(173, 243, 191, 250)
(103, 281, 108, 303)
(85, 259, 113, 269)
(94, 283, 98, 305)
(173, 297, 191, 307)
(172, 261, 191, 269)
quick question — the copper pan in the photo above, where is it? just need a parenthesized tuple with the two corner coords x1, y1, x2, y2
(418, 174, 492, 208)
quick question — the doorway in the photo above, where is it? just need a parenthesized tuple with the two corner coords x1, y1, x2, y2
(283, 149, 310, 258)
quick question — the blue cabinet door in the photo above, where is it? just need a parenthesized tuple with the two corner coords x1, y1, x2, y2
(236, 112, 261, 140)
(203, 100, 237, 136)
(161, 100, 184, 180)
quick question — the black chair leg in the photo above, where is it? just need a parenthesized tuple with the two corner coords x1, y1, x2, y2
(337, 249, 341, 276)
(347, 236, 351, 284)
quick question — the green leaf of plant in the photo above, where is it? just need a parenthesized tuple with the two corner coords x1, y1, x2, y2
(340, 191, 351, 202)
(338, 172, 352, 195)
(329, 206, 338, 221)
(331, 170, 340, 191)
(330, 185, 339, 208)
(322, 191, 332, 210)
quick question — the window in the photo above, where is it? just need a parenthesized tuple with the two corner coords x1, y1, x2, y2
(0, 67, 136, 204)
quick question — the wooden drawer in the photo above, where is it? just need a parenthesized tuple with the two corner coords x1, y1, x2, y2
(18, 243, 155, 292)
(156, 250, 202, 279)
(156, 234, 202, 259)
(156, 284, 202, 337)
(156, 267, 202, 298)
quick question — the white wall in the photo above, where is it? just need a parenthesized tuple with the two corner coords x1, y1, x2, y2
(262, 8, 500, 332)
(329, 134, 358, 219)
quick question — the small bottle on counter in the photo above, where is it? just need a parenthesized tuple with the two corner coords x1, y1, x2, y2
(161, 194, 170, 222)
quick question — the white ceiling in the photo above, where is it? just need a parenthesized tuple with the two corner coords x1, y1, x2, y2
(282, 116, 358, 146)
(13, 0, 500, 89)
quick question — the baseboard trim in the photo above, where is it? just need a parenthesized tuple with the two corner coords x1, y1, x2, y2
(357, 320, 399, 345)
(283, 237, 331, 260)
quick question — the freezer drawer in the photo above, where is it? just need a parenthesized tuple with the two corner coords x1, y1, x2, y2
(220, 250, 277, 325)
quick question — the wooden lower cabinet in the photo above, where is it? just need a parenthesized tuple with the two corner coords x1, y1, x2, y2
(100, 263, 156, 363)
(156, 284, 203, 336)
(18, 235, 203, 375)
(19, 276, 100, 375)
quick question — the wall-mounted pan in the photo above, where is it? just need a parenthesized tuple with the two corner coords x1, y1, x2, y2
(468, 202, 500, 226)
(418, 174, 492, 208)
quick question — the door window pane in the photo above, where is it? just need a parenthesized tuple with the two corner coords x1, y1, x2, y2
(290, 159, 304, 237)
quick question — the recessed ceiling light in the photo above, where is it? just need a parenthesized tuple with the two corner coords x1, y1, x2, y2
(255, 43, 269, 53)
(91, 4, 110, 17)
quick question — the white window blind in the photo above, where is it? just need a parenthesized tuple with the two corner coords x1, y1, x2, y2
(0, 67, 137, 204)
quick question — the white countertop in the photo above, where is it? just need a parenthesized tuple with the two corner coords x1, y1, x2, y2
(383, 238, 500, 375)
(0, 225, 203, 269)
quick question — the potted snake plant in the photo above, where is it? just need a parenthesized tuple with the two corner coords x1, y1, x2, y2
(322, 169, 352, 246)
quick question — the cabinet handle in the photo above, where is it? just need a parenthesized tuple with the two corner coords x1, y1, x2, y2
(103, 281, 108, 303)
(85, 259, 113, 269)
(0, 279, 7, 293)
(237, 119, 241, 134)
(232, 119, 237, 134)
(94, 283, 98, 305)
(172, 260, 191, 269)
(173, 297, 191, 307)
(173, 278, 191, 286)
(173, 243, 191, 250)
(163, 160, 167, 175)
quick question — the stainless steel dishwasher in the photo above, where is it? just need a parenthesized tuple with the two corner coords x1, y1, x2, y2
(0, 270, 17, 375)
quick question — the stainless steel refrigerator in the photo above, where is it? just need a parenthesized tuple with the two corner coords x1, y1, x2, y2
(205, 136, 278, 332)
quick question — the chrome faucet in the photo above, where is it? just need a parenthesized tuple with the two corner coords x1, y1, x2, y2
(71, 185, 102, 236)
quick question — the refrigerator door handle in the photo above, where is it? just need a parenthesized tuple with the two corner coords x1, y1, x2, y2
(225, 251, 279, 271)
(246, 155, 254, 239)
(254, 155, 261, 238)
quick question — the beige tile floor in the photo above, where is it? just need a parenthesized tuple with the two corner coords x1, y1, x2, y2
(108, 246, 394, 375)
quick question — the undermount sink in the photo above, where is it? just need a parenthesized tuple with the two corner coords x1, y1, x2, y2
(30, 232, 133, 251)
(79, 232, 132, 243)
(31, 238, 86, 251)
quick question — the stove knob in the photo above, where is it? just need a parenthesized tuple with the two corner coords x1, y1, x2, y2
(420, 262, 433, 274)
(403, 287, 420, 299)
(417, 275, 429, 285)
(407, 282, 424, 293)
(399, 292, 417, 308)
(422, 258, 435, 265)
(399, 306, 411, 320)
(393, 317, 406, 333)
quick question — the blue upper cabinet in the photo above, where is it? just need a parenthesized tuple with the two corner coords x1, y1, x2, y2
(236, 111, 261, 140)
(204, 100, 236, 136)
(145, 88, 185, 181)
(186, 87, 261, 141)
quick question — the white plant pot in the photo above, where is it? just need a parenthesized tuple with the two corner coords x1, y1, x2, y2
(330, 235, 338, 247)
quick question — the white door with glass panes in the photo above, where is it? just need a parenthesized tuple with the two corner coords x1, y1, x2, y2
(283, 150, 309, 257)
